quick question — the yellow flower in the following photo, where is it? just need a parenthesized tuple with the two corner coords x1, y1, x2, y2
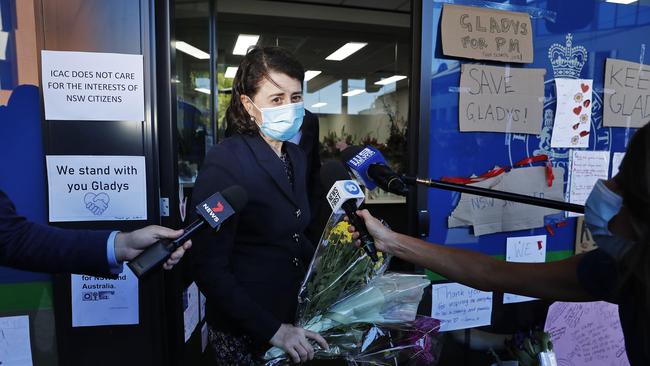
(329, 221, 353, 244)
(373, 251, 384, 270)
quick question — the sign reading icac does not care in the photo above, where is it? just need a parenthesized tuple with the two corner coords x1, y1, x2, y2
(41, 50, 144, 121)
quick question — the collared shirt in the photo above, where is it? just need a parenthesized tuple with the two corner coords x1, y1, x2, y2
(106, 231, 123, 274)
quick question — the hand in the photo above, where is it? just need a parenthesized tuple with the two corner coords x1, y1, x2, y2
(346, 210, 395, 254)
(270, 324, 329, 364)
(114, 225, 192, 270)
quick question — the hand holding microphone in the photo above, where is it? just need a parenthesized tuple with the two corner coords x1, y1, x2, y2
(320, 161, 379, 262)
(127, 185, 248, 277)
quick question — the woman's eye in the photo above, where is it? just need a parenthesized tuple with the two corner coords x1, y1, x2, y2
(292, 95, 303, 102)
(271, 97, 282, 104)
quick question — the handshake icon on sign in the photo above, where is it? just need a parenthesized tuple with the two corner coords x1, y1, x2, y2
(84, 192, 110, 215)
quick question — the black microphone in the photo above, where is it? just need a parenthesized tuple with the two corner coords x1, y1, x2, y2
(320, 160, 379, 262)
(127, 185, 248, 278)
(340, 145, 409, 196)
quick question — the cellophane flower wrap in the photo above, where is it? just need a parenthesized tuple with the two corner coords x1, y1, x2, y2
(264, 212, 441, 365)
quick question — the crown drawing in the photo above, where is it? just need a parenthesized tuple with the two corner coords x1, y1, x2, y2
(548, 34, 587, 79)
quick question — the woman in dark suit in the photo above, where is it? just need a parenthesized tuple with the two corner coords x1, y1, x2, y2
(192, 46, 328, 365)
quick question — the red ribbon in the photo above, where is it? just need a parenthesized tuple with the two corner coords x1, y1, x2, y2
(441, 155, 554, 187)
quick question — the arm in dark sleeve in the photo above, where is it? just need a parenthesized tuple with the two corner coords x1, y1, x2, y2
(576, 249, 622, 304)
(0, 190, 112, 276)
(191, 150, 282, 343)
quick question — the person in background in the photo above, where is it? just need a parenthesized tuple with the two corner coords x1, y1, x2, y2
(192, 46, 328, 365)
(0, 190, 190, 276)
(349, 123, 650, 365)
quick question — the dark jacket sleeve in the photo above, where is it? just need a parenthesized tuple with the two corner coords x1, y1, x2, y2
(191, 147, 282, 343)
(0, 190, 112, 276)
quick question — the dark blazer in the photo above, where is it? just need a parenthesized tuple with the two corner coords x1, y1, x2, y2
(191, 134, 315, 344)
(0, 190, 112, 276)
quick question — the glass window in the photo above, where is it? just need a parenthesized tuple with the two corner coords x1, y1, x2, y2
(173, 0, 214, 184)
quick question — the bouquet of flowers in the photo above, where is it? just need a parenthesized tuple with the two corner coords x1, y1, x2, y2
(264, 212, 441, 365)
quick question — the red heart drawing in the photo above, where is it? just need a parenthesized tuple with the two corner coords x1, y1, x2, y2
(583, 99, 591, 108)
(581, 83, 589, 93)
(573, 123, 580, 130)
(573, 106, 582, 115)
(580, 130, 590, 137)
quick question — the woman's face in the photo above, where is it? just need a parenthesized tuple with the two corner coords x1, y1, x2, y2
(241, 71, 303, 124)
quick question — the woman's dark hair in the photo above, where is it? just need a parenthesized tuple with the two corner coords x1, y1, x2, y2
(617, 122, 650, 357)
(226, 46, 304, 136)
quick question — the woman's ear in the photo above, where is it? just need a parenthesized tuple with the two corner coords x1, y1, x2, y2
(240, 95, 253, 115)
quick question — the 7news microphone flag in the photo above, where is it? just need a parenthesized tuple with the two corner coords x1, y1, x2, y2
(128, 185, 248, 277)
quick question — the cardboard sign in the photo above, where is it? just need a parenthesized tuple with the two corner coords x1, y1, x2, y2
(459, 64, 545, 134)
(604, 58, 650, 128)
(441, 4, 533, 63)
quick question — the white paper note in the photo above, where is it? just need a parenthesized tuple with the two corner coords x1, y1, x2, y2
(551, 79, 593, 148)
(41, 50, 145, 121)
(0, 315, 33, 366)
(568, 151, 610, 217)
(46, 155, 147, 222)
(183, 282, 200, 342)
(0, 31, 8, 61)
(504, 235, 547, 304)
(611, 152, 625, 178)
(71, 267, 139, 327)
(431, 283, 493, 331)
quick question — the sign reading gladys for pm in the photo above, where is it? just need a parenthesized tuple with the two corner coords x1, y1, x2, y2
(46, 155, 147, 222)
(41, 50, 145, 121)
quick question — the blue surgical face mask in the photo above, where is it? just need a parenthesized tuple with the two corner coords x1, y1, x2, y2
(584, 180, 633, 258)
(248, 97, 304, 141)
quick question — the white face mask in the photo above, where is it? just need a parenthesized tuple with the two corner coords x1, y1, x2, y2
(247, 97, 304, 141)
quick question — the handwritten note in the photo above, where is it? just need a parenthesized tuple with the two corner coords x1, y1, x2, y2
(611, 152, 626, 178)
(440, 4, 533, 63)
(551, 79, 594, 148)
(604, 58, 650, 128)
(449, 166, 565, 236)
(431, 283, 493, 331)
(0, 315, 33, 366)
(544, 301, 630, 366)
(568, 151, 610, 217)
(459, 64, 545, 134)
(504, 235, 546, 304)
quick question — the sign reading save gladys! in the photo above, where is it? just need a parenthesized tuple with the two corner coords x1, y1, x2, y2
(46, 155, 147, 222)
(604, 58, 650, 128)
(41, 50, 145, 121)
(459, 64, 545, 134)
(441, 4, 533, 63)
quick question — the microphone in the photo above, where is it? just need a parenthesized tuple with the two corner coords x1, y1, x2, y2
(320, 161, 379, 262)
(127, 185, 248, 278)
(340, 145, 409, 196)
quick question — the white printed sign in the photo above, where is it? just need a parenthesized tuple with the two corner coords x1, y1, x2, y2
(41, 50, 144, 121)
(46, 155, 147, 222)
(431, 282, 493, 331)
(504, 235, 546, 304)
(183, 283, 200, 342)
(0, 315, 33, 366)
(567, 151, 610, 218)
(71, 267, 139, 327)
